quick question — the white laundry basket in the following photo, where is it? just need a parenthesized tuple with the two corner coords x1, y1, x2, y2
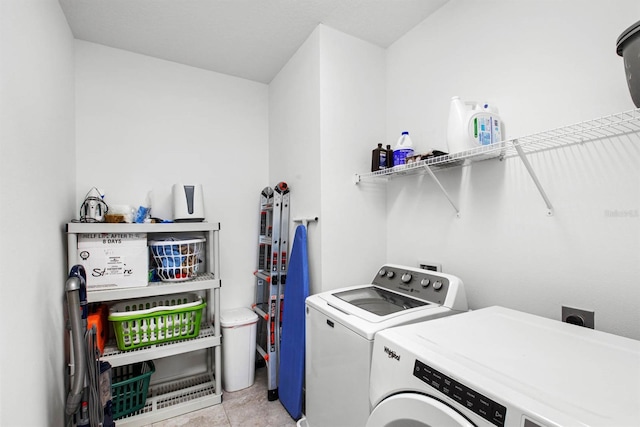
(221, 308, 259, 392)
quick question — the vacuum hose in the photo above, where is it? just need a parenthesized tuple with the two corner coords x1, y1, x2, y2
(65, 266, 88, 416)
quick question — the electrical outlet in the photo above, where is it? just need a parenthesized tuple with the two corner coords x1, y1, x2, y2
(419, 261, 442, 272)
(562, 306, 595, 329)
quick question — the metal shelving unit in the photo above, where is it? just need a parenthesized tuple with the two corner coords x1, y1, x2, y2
(65, 221, 222, 427)
(354, 108, 640, 216)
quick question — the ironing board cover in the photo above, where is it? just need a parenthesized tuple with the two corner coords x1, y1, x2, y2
(278, 224, 309, 420)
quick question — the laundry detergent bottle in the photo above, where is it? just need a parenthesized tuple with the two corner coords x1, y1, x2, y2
(393, 131, 414, 166)
(446, 96, 503, 154)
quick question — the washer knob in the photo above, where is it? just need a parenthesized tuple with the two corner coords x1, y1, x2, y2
(401, 273, 412, 283)
(433, 281, 443, 291)
(421, 278, 430, 288)
(386, 270, 395, 278)
(378, 268, 386, 277)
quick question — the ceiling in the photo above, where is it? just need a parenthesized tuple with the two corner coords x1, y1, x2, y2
(58, 0, 448, 84)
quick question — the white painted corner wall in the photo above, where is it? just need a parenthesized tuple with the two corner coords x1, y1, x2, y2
(0, 1, 75, 426)
(269, 28, 323, 294)
(270, 1, 639, 342)
(384, 0, 640, 340)
(318, 26, 388, 291)
(74, 40, 269, 309)
(269, 25, 387, 295)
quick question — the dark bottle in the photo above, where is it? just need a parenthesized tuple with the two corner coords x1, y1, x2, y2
(371, 143, 388, 172)
(386, 145, 394, 168)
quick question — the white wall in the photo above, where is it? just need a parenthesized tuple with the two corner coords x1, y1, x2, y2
(0, 0, 75, 425)
(318, 26, 387, 290)
(269, 28, 323, 293)
(269, 25, 387, 294)
(74, 41, 269, 309)
(385, 0, 640, 339)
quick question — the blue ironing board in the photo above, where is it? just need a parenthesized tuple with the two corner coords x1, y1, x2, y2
(278, 224, 309, 420)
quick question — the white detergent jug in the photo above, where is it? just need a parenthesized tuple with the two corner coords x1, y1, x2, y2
(393, 131, 414, 166)
(446, 96, 503, 155)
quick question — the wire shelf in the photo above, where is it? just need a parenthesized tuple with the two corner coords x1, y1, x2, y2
(114, 371, 221, 426)
(101, 323, 219, 367)
(355, 108, 640, 182)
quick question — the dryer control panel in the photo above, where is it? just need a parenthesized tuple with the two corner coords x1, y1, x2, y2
(414, 359, 507, 427)
(372, 265, 451, 305)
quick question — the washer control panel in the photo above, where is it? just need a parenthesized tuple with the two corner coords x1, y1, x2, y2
(373, 265, 450, 305)
(414, 359, 507, 427)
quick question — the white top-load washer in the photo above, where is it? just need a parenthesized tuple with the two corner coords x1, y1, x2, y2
(368, 306, 640, 427)
(304, 264, 468, 427)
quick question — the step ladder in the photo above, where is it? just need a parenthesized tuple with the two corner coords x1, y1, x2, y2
(252, 182, 290, 401)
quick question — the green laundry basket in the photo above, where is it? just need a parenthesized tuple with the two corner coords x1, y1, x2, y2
(109, 294, 206, 351)
(111, 360, 155, 420)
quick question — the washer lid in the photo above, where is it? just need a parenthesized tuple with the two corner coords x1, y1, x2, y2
(307, 287, 455, 340)
(333, 286, 429, 316)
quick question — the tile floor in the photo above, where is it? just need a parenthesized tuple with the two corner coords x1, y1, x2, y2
(150, 367, 299, 427)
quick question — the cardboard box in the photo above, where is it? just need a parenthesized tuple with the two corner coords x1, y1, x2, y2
(78, 233, 148, 290)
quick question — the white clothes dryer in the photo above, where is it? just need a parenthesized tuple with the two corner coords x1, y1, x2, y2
(304, 264, 468, 427)
(368, 306, 640, 427)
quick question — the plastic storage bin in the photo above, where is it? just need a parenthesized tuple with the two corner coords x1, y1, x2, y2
(87, 303, 109, 354)
(111, 360, 155, 420)
(149, 238, 204, 282)
(108, 294, 206, 351)
(221, 308, 259, 392)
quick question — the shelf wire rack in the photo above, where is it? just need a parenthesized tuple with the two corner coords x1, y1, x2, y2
(355, 108, 640, 182)
(354, 108, 640, 216)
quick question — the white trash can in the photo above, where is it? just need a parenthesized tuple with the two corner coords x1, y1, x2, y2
(221, 307, 259, 392)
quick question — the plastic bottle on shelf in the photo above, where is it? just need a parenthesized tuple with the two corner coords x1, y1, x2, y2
(393, 132, 414, 166)
(386, 145, 394, 168)
(371, 143, 388, 172)
(446, 96, 503, 155)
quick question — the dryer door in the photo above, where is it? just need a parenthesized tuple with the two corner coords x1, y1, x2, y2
(367, 393, 477, 427)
